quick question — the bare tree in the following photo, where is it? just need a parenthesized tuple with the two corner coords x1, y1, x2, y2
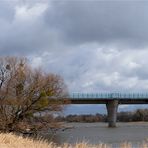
(0, 57, 68, 133)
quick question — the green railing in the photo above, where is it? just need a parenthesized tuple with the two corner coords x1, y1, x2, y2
(70, 93, 148, 100)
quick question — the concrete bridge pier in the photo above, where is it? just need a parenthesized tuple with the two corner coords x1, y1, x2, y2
(106, 100, 118, 127)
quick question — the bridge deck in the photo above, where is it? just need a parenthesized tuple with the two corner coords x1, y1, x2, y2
(66, 93, 148, 127)
(70, 93, 148, 99)
(68, 93, 148, 104)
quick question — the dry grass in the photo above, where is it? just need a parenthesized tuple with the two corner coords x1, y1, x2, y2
(0, 133, 147, 148)
(0, 133, 53, 148)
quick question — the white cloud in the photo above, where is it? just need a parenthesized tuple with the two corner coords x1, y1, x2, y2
(28, 45, 148, 93)
(30, 56, 43, 68)
(15, 3, 48, 22)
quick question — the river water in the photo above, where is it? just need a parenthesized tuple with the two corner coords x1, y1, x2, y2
(47, 122, 148, 147)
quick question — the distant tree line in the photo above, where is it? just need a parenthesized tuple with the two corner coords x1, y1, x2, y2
(118, 109, 148, 122)
(56, 113, 106, 122)
(56, 109, 148, 123)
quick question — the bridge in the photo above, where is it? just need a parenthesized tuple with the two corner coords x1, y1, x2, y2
(67, 93, 148, 127)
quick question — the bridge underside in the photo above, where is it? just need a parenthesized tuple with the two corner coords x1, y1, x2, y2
(69, 99, 148, 127)
(70, 99, 148, 104)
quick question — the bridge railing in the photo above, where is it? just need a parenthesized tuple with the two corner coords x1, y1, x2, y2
(70, 93, 148, 100)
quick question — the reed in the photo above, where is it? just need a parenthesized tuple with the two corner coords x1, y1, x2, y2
(0, 133, 147, 148)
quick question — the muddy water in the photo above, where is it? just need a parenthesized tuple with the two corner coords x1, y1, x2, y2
(48, 122, 148, 146)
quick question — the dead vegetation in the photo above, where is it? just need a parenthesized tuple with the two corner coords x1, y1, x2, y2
(0, 133, 148, 148)
(0, 57, 68, 133)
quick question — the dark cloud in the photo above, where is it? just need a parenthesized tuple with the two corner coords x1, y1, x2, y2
(0, 1, 15, 22)
(0, 1, 58, 56)
(45, 1, 148, 48)
(1, 0, 148, 93)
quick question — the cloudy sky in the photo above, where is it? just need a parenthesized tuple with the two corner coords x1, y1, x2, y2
(1, 0, 148, 114)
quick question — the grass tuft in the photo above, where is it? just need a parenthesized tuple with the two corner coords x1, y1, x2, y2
(0, 133, 148, 148)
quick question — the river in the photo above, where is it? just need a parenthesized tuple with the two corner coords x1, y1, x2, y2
(46, 122, 148, 147)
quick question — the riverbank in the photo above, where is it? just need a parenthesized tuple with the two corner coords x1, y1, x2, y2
(0, 133, 50, 148)
(0, 132, 148, 148)
(1, 122, 148, 147)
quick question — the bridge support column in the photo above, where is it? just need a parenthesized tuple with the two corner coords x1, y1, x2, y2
(106, 100, 118, 127)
